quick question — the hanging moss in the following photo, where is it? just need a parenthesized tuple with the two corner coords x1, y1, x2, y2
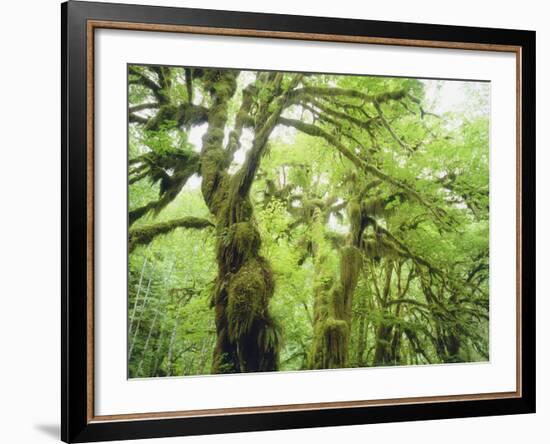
(144, 104, 178, 131)
(340, 246, 362, 297)
(347, 198, 362, 244)
(226, 256, 275, 340)
(256, 317, 282, 371)
(310, 241, 362, 369)
(129, 216, 214, 252)
(364, 238, 379, 259)
(329, 285, 346, 320)
(323, 318, 349, 368)
(362, 196, 387, 217)
(201, 150, 228, 212)
(227, 264, 265, 340)
(218, 221, 261, 272)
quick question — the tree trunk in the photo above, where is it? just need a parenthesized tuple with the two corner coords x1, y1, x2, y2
(200, 70, 285, 373)
(309, 202, 363, 369)
(355, 289, 368, 367)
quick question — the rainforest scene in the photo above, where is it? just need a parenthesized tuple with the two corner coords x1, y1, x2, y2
(127, 64, 490, 378)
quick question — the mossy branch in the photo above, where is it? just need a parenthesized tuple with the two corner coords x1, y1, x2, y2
(305, 97, 378, 130)
(290, 86, 407, 105)
(278, 117, 447, 225)
(128, 66, 164, 102)
(144, 103, 209, 131)
(236, 74, 303, 196)
(129, 216, 214, 252)
(373, 100, 413, 153)
(129, 113, 149, 124)
(367, 218, 441, 274)
(129, 102, 160, 113)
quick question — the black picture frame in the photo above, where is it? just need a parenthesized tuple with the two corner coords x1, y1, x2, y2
(62, 1, 536, 442)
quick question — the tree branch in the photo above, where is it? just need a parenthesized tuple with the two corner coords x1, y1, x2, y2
(290, 86, 407, 105)
(129, 217, 215, 252)
(129, 102, 159, 113)
(373, 100, 413, 153)
(277, 116, 446, 223)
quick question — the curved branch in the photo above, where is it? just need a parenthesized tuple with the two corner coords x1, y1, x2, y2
(370, 220, 440, 273)
(306, 97, 378, 130)
(277, 116, 446, 223)
(129, 113, 149, 124)
(129, 67, 163, 101)
(236, 74, 304, 196)
(129, 102, 159, 113)
(144, 103, 209, 131)
(290, 86, 407, 105)
(373, 101, 413, 153)
(129, 217, 215, 252)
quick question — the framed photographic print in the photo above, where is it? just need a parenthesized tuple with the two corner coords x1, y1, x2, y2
(61, 1, 536, 442)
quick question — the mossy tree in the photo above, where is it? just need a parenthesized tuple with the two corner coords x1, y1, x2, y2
(128, 65, 490, 376)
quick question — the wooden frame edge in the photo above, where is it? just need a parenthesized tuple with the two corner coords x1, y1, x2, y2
(90, 391, 520, 423)
(89, 19, 522, 52)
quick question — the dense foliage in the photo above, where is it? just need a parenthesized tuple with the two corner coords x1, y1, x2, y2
(127, 65, 489, 378)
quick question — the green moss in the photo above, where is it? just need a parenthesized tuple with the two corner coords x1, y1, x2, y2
(257, 317, 282, 361)
(128, 216, 214, 252)
(226, 258, 272, 341)
(200, 149, 228, 210)
(340, 246, 362, 296)
(364, 238, 381, 261)
(362, 197, 386, 216)
(323, 318, 349, 367)
(203, 128, 225, 146)
(231, 222, 260, 256)
(218, 221, 260, 272)
(145, 104, 178, 131)
(330, 285, 345, 320)
(347, 198, 366, 245)
(310, 316, 349, 369)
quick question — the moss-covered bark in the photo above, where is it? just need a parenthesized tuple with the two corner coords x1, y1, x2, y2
(309, 204, 363, 369)
(199, 70, 286, 374)
(128, 217, 214, 252)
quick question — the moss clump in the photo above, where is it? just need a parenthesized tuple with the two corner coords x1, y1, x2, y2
(230, 222, 260, 256)
(203, 127, 226, 146)
(340, 246, 362, 296)
(218, 221, 261, 272)
(330, 285, 346, 320)
(129, 216, 214, 252)
(347, 198, 362, 243)
(212, 352, 238, 375)
(362, 197, 386, 217)
(200, 149, 228, 211)
(323, 318, 349, 367)
(256, 317, 282, 370)
(364, 237, 385, 262)
(226, 258, 272, 340)
(144, 104, 178, 131)
(310, 316, 349, 369)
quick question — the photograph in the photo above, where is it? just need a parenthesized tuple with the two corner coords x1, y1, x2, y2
(127, 65, 490, 378)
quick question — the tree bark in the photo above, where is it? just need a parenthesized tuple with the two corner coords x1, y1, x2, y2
(200, 71, 288, 373)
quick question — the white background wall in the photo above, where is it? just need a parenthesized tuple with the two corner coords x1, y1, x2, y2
(0, 0, 546, 443)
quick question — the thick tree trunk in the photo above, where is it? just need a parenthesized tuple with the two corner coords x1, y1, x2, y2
(200, 70, 284, 374)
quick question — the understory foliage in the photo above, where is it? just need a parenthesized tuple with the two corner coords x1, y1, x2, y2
(127, 65, 489, 377)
